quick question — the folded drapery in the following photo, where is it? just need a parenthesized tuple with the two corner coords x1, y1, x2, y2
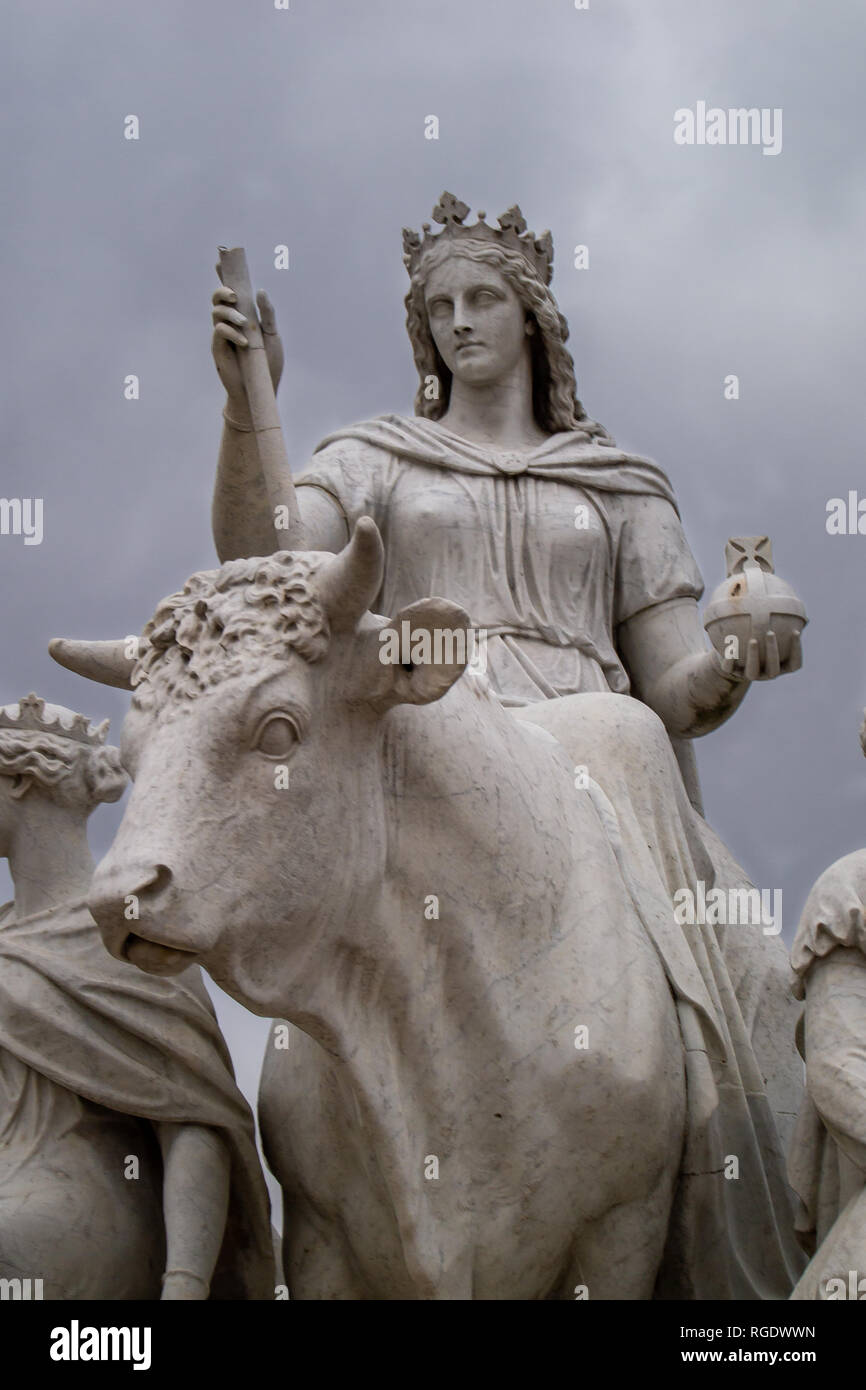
(0, 898, 274, 1299)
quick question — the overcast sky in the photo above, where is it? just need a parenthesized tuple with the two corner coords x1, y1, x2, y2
(3, 0, 866, 1221)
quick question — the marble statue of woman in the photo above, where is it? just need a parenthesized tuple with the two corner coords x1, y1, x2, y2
(207, 194, 807, 1296)
(0, 693, 274, 1299)
(788, 715, 866, 1299)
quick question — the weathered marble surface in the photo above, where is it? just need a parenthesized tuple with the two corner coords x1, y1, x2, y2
(209, 198, 808, 1180)
(209, 198, 806, 1162)
(0, 695, 274, 1299)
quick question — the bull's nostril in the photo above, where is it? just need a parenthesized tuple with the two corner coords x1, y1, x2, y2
(147, 864, 174, 898)
(88, 860, 177, 955)
(110, 863, 174, 916)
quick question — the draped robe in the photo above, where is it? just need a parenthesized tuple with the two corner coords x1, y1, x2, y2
(295, 412, 806, 1297)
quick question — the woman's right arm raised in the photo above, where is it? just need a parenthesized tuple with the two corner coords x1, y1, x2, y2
(211, 287, 346, 560)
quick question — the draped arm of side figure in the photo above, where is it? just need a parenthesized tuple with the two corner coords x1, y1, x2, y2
(157, 1121, 231, 1300)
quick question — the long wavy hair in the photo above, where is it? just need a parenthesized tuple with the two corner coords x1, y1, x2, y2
(404, 237, 611, 439)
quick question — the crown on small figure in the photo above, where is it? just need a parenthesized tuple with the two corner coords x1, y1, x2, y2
(0, 693, 109, 748)
(402, 192, 554, 285)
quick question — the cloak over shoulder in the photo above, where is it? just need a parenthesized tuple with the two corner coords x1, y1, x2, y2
(301, 414, 703, 692)
(313, 412, 682, 504)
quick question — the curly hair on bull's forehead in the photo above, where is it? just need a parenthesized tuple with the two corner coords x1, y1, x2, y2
(131, 552, 331, 710)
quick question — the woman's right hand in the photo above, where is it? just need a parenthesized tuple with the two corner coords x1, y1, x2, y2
(211, 286, 284, 420)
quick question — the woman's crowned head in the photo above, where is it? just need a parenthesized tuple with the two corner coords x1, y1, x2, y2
(0, 693, 126, 817)
(403, 193, 597, 435)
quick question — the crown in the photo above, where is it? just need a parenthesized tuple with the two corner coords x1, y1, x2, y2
(0, 693, 109, 748)
(402, 192, 554, 286)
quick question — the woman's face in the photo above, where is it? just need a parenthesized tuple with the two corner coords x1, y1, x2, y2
(423, 255, 531, 387)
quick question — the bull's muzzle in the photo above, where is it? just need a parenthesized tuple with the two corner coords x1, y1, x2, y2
(88, 860, 199, 977)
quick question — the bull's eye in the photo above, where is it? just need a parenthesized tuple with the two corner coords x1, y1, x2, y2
(254, 714, 299, 758)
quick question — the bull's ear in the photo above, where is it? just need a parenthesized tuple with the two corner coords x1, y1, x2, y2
(362, 598, 471, 710)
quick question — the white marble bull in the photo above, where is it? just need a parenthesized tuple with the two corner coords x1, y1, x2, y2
(51, 520, 701, 1299)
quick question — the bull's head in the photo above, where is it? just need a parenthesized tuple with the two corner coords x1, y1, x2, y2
(52, 519, 471, 1015)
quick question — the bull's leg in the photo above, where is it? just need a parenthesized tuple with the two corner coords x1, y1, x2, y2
(566, 1185, 677, 1300)
(281, 1203, 376, 1300)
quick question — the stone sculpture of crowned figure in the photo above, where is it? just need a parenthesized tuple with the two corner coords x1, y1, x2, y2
(0, 693, 274, 1299)
(211, 193, 809, 1294)
(52, 194, 810, 1298)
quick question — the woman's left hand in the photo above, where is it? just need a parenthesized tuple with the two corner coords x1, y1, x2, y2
(715, 627, 803, 682)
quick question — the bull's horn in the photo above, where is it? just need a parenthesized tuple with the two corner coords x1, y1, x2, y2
(317, 516, 384, 631)
(49, 638, 135, 690)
